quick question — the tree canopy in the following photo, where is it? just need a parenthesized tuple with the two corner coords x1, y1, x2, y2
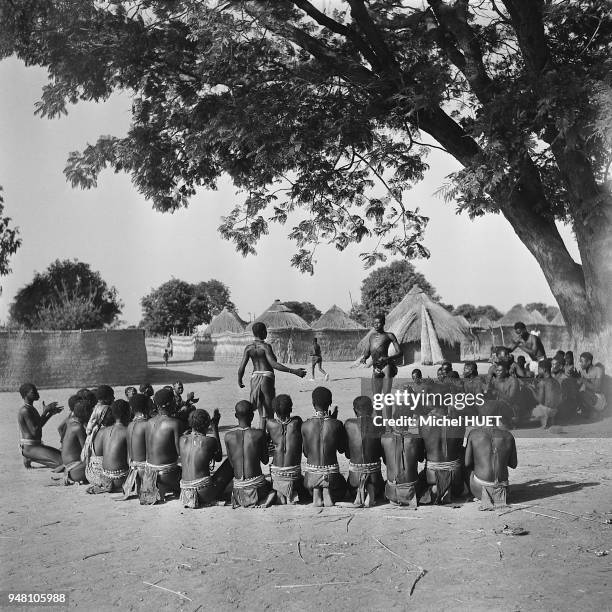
(0, 186, 21, 288)
(2, 0, 611, 350)
(453, 303, 502, 322)
(282, 300, 322, 323)
(140, 278, 233, 333)
(9, 259, 122, 329)
(358, 259, 438, 322)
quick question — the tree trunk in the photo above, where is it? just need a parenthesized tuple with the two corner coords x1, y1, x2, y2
(500, 169, 612, 368)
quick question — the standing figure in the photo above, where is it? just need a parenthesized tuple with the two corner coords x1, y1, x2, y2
(238, 322, 306, 429)
(360, 313, 402, 397)
(17, 383, 63, 469)
(310, 337, 329, 381)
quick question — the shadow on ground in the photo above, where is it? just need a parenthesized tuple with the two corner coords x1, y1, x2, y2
(510, 478, 599, 503)
(145, 367, 222, 385)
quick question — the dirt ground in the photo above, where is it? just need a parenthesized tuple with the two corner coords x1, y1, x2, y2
(1, 361, 611, 612)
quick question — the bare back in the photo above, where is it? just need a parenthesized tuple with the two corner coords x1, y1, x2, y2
(61, 420, 86, 465)
(266, 417, 303, 467)
(344, 417, 383, 464)
(224, 428, 268, 479)
(301, 417, 346, 466)
(145, 415, 181, 465)
(126, 418, 147, 463)
(101, 424, 128, 471)
(180, 432, 221, 481)
(246, 341, 275, 373)
(18, 405, 42, 441)
(420, 421, 465, 463)
(465, 427, 517, 482)
(381, 432, 424, 483)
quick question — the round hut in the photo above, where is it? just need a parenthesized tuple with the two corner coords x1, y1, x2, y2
(246, 299, 313, 363)
(312, 305, 368, 361)
(195, 308, 248, 361)
(357, 286, 470, 365)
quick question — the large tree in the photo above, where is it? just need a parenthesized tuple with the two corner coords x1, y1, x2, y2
(140, 277, 233, 333)
(10, 259, 122, 329)
(358, 259, 439, 321)
(2, 1, 611, 360)
(454, 303, 502, 322)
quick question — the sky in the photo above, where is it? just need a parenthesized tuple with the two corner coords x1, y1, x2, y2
(0, 56, 581, 326)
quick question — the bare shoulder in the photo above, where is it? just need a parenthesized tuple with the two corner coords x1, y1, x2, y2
(291, 415, 303, 426)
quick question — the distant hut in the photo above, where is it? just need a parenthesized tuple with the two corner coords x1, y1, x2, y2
(529, 309, 549, 326)
(246, 299, 313, 362)
(207, 308, 247, 335)
(312, 305, 368, 361)
(194, 308, 247, 361)
(550, 311, 566, 326)
(357, 286, 470, 365)
(498, 304, 538, 326)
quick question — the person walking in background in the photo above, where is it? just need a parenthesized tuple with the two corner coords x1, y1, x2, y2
(310, 337, 329, 381)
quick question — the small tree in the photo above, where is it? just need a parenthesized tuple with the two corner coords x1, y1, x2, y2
(10, 259, 121, 329)
(360, 260, 438, 322)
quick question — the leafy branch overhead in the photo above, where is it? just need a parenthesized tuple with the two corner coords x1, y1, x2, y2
(2, 2, 611, 338)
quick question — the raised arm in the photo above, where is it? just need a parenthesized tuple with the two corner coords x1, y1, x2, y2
(263, 344, 306, 377)
(211, 409, 222, 462)
(237, 347, 250, 388)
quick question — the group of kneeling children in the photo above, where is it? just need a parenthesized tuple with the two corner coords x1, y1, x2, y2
(18, 380, 517, 511)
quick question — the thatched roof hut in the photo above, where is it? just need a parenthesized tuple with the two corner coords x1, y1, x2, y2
(529, 309, 549, 325)
(312, 305, 367, 361)
(454, 315, 471, 328)
(312, 305, 365, 331)
(498, 304, 538, 326)
(358, 286, 470, 365)
(249, 299, 311, 330)
(205, 308, 247, 335)
(550, 311, 566, 326)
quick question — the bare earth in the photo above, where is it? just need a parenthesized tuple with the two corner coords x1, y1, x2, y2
(1, 361, 611, 612)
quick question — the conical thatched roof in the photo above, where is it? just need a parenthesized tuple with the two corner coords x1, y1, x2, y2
(498, 304, 538, 326)
(248, 299, 311, 330)
(454, 315, 471, 328)
(357, 286, 469, 351)
(550, 311, 566, 326)
(529, 309, 549, 325)
(312, 305, 366, 330)
(206, 308, 246, 335)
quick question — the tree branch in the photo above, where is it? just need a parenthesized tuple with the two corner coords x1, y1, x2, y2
(427, 0, 492, 102)
(346, 0, 399, 72)
(291, 0, 380, 69)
